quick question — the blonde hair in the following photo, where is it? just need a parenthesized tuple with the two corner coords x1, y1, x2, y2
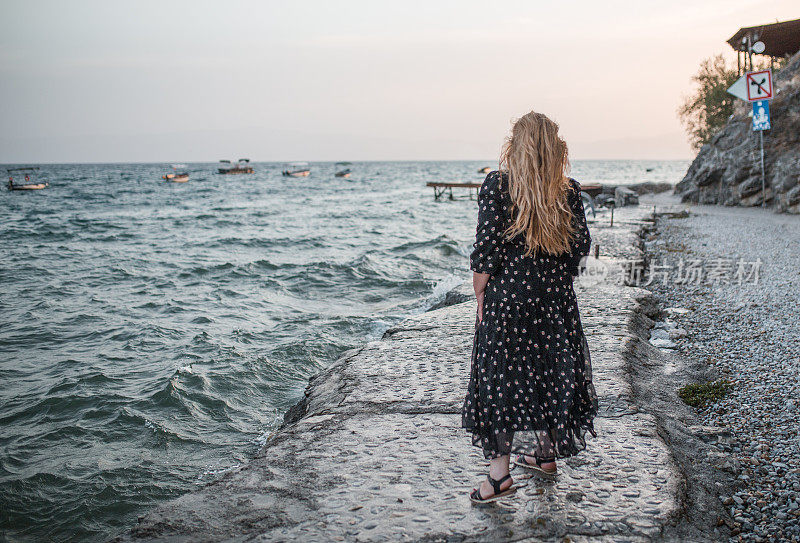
(499, 111, 574, 256)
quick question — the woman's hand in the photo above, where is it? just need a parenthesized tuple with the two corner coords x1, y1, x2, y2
(473, 272, 490, 324)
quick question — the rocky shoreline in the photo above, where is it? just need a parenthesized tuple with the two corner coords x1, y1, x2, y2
(114, 200, 738, 542)
(674, 49, 800, 213)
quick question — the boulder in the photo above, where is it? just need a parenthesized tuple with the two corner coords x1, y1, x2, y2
(595, 193, 615, 207)
(615, 186, 640, 207)
(628, 182, 674, 195)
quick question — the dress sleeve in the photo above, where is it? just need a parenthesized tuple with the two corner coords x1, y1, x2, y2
(469, 172, 505, 275)
(567, 178, 591, 276)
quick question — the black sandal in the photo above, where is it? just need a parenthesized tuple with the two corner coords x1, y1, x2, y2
(512, 454, 557, 475)
(469, 473, 517, 503)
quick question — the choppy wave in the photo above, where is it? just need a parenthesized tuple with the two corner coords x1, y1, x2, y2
(0, 159, 688, 541)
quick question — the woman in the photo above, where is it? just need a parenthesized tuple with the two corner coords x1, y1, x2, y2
(462, 111, 597, 503)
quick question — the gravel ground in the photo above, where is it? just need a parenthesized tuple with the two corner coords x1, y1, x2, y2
(643, 200, 800, 542)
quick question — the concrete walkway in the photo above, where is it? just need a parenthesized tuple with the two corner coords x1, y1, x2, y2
(115, 203, 732, 542)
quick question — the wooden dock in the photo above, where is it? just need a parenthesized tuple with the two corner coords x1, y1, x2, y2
(426, 182, 482, 200)
(426, 181, 603, 202)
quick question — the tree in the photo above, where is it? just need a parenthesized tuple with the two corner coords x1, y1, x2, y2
(678, 55, 739, 150)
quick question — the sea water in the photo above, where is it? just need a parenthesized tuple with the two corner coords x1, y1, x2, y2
(0, 160, 688, 541)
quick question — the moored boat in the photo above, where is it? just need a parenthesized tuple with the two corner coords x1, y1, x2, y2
(163, 164, 189, 182)
(478, 166, 492, 174)
(7, 167, 48, 191)
(282, 162, 311, 177)
(163, 172, 190, 183)
(218, 159, 254, 174)
(334, 162, 352, 178)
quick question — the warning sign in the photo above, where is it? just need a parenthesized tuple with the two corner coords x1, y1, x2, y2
(746, 70, 773, 101)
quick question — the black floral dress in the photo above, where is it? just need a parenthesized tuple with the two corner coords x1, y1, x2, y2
(462, 171, 598, 460)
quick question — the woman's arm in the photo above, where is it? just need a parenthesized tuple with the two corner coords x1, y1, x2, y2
(473, 271, 490, 323)
(469, 172, 505, 323)
(567, 179, 591, 277)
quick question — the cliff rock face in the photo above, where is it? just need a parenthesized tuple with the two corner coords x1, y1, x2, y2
(675, 49, 800, 213)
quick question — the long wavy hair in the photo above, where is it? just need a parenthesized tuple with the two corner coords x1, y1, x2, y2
(499, 111, 574, 256)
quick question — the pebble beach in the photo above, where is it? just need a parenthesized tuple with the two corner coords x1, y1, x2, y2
(645, 200, 800, 542)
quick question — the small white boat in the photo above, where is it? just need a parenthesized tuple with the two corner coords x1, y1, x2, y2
(163, 164, 189, 183)
(163, 172, 189, 183)
(282, 162, 311, 177)
(7, 167, 48, 191)
(219, 159, 254, 174)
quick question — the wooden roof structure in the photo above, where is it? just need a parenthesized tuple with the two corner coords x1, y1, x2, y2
(727, 18, 800, 58)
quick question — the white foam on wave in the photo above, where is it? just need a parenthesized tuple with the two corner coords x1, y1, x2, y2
(398, 272, 472, 316)
(251, 410, 283, 449)
(429, 273, 466, 300)
(455, 241, 471, 258)
(197, 462, 241, 482)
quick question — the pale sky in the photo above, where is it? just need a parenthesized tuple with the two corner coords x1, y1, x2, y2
(0, 0, 797, 162)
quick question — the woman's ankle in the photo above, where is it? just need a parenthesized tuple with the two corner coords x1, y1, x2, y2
(488, 455, 511, 479)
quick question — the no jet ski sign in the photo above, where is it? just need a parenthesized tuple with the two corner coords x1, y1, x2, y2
(727, 69, 773, 102)
(747, 70, 773, 100)
(725, 69, 774, 207)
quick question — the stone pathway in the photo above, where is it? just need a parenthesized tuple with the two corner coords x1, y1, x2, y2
(115, 204, 730, 542)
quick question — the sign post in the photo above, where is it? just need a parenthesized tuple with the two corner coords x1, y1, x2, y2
(752, 100, 771, 207)
(727, 69, 774, 207)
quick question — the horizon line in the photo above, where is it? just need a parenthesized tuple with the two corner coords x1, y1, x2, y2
(0, 158, 694, 166)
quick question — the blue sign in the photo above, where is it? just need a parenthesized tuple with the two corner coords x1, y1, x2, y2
(752, 100, 771, 131)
